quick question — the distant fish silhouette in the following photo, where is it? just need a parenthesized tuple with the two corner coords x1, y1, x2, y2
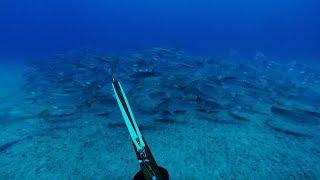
(0, 136, 32, 153)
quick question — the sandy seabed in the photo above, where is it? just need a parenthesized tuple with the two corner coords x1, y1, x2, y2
(0, 62, 319, 179)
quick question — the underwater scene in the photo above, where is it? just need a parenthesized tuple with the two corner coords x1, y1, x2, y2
(1, 1, 320, 179)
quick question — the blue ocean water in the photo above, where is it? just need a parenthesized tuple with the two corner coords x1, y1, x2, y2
(1, 0, 320, 62)
(1, 0, 320, 179)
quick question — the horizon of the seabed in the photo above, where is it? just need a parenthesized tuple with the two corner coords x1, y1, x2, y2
(1, 47, 320, 70)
